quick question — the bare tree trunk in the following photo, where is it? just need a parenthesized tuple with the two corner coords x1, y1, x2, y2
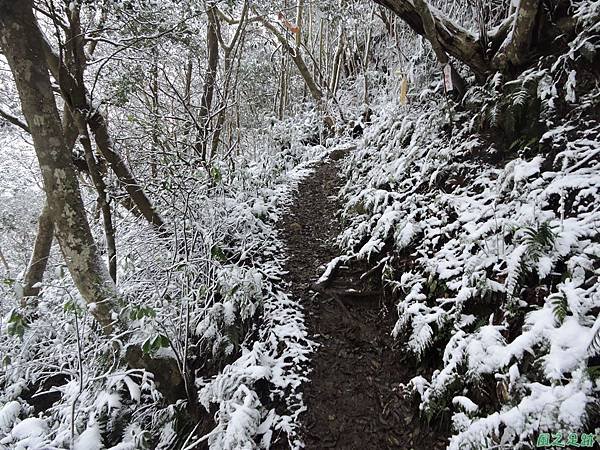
(150, 48, 159, 178)
(22, 203, 54, 298)
(62, 107, 80, 153)
(307, 0, 313, 48)
(318, 17, 325, 85)
(324, 20, 331, 90)
(493, 0, 540, 69)
(211, 1, 248, 159)
(66, 5, 117, 283)
(278, 53, 288, 119)
(0, 244, 11, 278)
(361, 6, 375, 106)
(0, 245, 11, 276)
(373, 0, 490, 79)
(79, 126, 118, 283)
(330, 25, 346, 96)
(0, 0, 118, 333)
(295, 0, 304, 48)
(20, 102, 94, 299)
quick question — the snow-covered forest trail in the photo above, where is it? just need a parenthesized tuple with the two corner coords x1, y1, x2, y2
(2, 0, 599, 447)
(279, 149, 446, 449)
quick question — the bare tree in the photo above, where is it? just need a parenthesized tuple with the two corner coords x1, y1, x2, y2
(195, 2, 221, 163)
(212, 0, 249, 159)
(255, 7, 324, 106)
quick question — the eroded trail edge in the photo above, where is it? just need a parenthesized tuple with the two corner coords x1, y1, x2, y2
(279, 151, 445, 449)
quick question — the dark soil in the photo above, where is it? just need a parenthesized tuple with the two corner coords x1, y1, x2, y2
(279, 150, 448, 450)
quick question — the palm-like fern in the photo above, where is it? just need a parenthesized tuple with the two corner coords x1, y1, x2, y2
(507, 222, 557, 299)
(471, 70, 545, 141)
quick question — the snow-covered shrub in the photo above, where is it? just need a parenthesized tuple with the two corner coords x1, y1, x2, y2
(0, 108, 328, 448)
(337, 3, 600, 447)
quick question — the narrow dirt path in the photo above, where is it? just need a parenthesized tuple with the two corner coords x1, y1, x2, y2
(279, 151, 446, 450)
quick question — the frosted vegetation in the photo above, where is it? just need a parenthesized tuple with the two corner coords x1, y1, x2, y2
(338, 2, 600, 448)
(0, 0, 599, 449)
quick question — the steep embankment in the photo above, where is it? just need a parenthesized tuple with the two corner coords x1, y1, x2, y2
(327, 4, 600, 448)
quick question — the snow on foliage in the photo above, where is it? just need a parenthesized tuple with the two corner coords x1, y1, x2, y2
(1, 0, 599, 448)
(0, 107, 327, 448)
(336, 3, 600, 448)
(0, 417, 49, 449)
(0, 401, 20, 433)
(197, 143, 344, 448)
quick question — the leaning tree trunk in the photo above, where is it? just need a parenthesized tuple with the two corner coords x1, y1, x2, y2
(256, 10, 324, 106)
(374, 0, 574, 80)
(373, 0, 491, 79)
(0, 0, 118, 333)
(79, 125, 118, 283)
(66, 4, 118, 282)
(18, 103, 99, 300)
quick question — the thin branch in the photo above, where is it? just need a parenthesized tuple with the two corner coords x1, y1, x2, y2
(0, 107, 30, 133)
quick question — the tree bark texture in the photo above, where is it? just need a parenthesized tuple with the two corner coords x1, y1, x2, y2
(374, 0, 570, 80)
(22, 203, 54, 298)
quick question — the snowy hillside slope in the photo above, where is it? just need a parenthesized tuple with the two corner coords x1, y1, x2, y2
(336, 3, 600, 448)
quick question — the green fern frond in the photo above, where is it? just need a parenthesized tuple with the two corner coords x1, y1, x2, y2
(492, 72, 503, 92)
(506, 245, 528, 299)
(549, 292, 568, 326)
(521, 222, 556, 261)
(587, 365, 600, 381)
(463, 85, 489, 107)
(511, 88, 530, 108)
(507, 223, 558, 298)
(96, 404, 110, 437)
(490, 103, 502, 128)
